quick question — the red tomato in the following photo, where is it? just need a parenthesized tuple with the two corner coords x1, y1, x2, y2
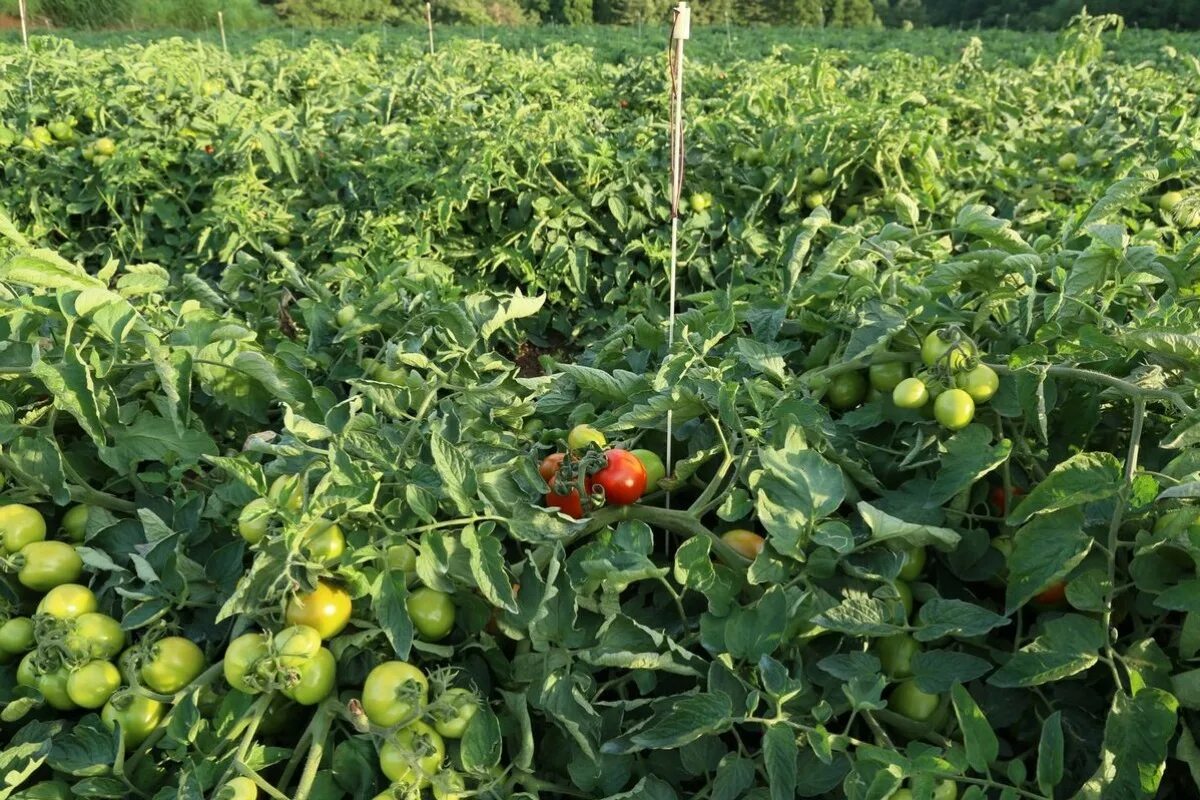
(539, 453, 566, 483)
(989, 485, 1025, 515)
(541, 452, 583, 518)
(1034, 582, 1067, 606)
(586, 449, 647, 507)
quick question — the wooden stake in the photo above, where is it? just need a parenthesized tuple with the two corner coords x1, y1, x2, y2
(18, 0, 29, 50)
(426, 3, 435, 55)
(218, 11, 227, 54)
(665, 2, 690, 515)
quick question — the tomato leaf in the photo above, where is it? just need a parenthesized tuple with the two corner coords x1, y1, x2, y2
(989, 615, 1105, 687)
(952, 685, 999, 773)
(373, 571, 413, 661)
(911, 650, 993, 693)
(753, 442, 845, 555)
(1004, 507, 1092, 613)
(858, 502, 961, 551)
(1076, 690, 1178, 800)
(712, 755, 756, 800)
(1006, 452, 1123, 525)
(914, 599, 1009, 642)
(926, 427, 1012, 507)
(763, 723, 798, 800)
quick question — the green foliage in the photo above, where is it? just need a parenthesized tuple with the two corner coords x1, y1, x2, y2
(1, 21, 1200, 800)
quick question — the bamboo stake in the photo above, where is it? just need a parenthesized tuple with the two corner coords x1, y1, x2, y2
(426, 3, 435, 55)
(18, 0, 29, 50)
(665, 2, 690, 520)
(218, 11, 228, 54)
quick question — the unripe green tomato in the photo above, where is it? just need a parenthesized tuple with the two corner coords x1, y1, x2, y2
(283, 646, 336, 705)
(1058, 152, 1078, 171)
(878, 633, 920, 678)
(102, 695, 164, 753)
(431, 687, 479, 738)
(216, 776, 258, 800)
(335, 305, 357, 327)
(273, 624, 323, 669)
(18, 540, 83, 591)
(566, 424, 606, 451)
(920, 330, 975, 371)
(61, 505, 90, 542)
(933, 780, 958, 800)
(955, 364, 998, 404)
(1160, 191, 1184, 213)
(140, 636, 205, 694)
(268, 475, 304, 514)
(379, 720, 445, 785)
(0, 616, 35, 657)
(38, 584, 98, 619)
(407, 587, 455, 641)
(934, 389, 975, 430)
(94, 137, 117, 156)
(0, 503, 47, 553)
(225, 632, 270, 694)
(808, 166, 829, 185)
(889, 679, 941, 722)
(868, 362, 908, 392)
(238, 498, 273, 544)
(689, 193, 713, 212)
(826, 371, 867, 410)
(387, 543, 417, 572)
(299, 518, 345, 564)
(892, 377, 929, 409)
(68, 613, 126, 660)
(895, 580, 913, 617)
(38, 666, 78, 711)
(898, 545, 926, 581)
(66, 660, 122, 709)
(804, 192, 825, 209)
(631, 449, 666, 490)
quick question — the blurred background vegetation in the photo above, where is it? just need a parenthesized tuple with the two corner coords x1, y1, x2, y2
(0, 0, 1194, 33)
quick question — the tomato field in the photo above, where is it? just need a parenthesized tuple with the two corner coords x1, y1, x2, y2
(2, 11, 1200, 800)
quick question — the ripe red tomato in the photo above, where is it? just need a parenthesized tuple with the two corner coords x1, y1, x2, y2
(1034, 581, 1067, 606)
(586, 449, 647, 506)
(989, 485, 1025, 515)
(541, 453, 583, 518)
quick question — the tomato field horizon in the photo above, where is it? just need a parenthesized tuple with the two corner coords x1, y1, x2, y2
(1, 11, 1200, 800)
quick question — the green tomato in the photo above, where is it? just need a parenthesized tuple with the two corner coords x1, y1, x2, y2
(299, 518, 345, 564)
(689, 193, 713, 212)
(955, 364, 998, 404)
(878, 634, 920, 678)
(61, 505, 90, 542)
(38, 666, 78, 711)
(432, 771, 467, 800)
(407, 588, 455, 642)
(238, 498, 273, 544)
(268, 475, 304, 514)
(889, 680, 940, 722)
(895, 580, 913, 618)
(216, 777, 258, 800)
(334, 305, 357, 327)
(1057, 152, 1078, 171)
(934, 389, 975, 430)
(826, 371, 867, 410)
(804, 191, 825, 209)
(224, 632, 270, 694)
(386, 543, 417, 573)
(868, 362, 908, 392)
(19, 540, 83, 591)
(17, 651, 39, 688)
(921, 330, 975, 371)
(1160, 191, 1184, 213)
(68, 613, 126, 660)
(379, 720, 445, 786)
(631, 449, 666, 490)
(285, 581, 352, 639)
(892, 377, 929, 409)
(94, 137, 116, 156)
(808, 166, 829, 185)
(566, 424, 606, 451)
(283, 646, 336, 705)
(273, 625, 323, 669)
(141, 636, 205, 694)
(0, 616, 34, 657)
(893, 791, 913, 800)
(431, 687, 479, 738)
(102, 691, 165, 748)
(362, 660, 429, 727)
(67, 660, 122, 709)
(37, 583, 98, 619)
(898, 546, 926, 581)
(1, 503, 47, 553)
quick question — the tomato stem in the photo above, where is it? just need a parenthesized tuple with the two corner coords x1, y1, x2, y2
(292, 701, 333, 800)
(579, 504, 750, 568)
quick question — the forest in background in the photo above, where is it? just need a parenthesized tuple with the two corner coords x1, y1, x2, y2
(1, 0, 1197, 30)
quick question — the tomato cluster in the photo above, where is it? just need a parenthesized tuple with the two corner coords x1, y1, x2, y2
(364, 660, 479, 798)
(539, 424, 662, 519)
(223, 624, 336, 705)
(824, 328, 1001, 432)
